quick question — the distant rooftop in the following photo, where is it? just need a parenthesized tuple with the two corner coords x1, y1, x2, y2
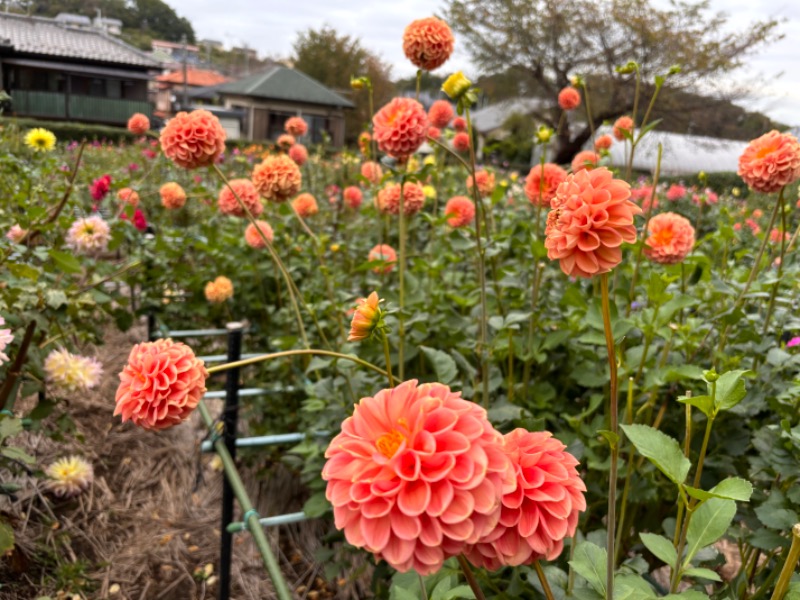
(0, 12, 159, 68)
(470, 97, 548, 133)
(216, 65, 355, 108)
(157, 68, 231, 87)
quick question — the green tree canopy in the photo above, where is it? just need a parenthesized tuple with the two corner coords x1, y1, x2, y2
(446, 0, 781, 163)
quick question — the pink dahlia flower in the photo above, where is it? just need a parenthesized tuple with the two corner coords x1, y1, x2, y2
(160, 110, 226, 169)
(444, 196, 475, 228)
(546, 167, 641, 278)
(558, 87, 581, 111)
(114, 339, 208, 430)
(368, 244, 397, 274)
(738, 130, 800, 194)
(373, 98, 428, 160)
(452, 132, 470, 153)
(402, 17, 454, 71)
(594, 135, 613, 151)
(613, 116, 634, 141)
(525, 163, 568, 207)
(452, 117, 467, 132)
(644, 212, 695, 264)
(66, 215, 111, 253)
(344, 186, 364, 209)
(218, 178, 263, 217)
(252, 154, 302, 202)
(361, 161, 384, 186)
(467, 170, 496, 198)
(127, 113, 150, 136)
(428, 100, 454, 129)
(244, 220, 274, 248)
(322, 380, 511, 574)
(90, 174, 111, 201)
(571, 150, 600, 173)
(285, 116, 308, 137)
(288, 143, 308, 166)
(465, 429, 586, 569)
(376, 182, 425, 216)
(666, 184, 687, 201)
(277, 133, 296, 148)
(6, 224, 26, 243)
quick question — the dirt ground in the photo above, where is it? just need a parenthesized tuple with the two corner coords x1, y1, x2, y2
(0, 321, 367, 600)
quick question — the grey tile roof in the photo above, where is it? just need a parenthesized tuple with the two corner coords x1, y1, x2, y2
(0, 12, 160, 68)
(216, 65, 355, 108)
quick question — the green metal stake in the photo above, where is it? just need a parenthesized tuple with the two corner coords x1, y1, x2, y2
(197, 401, 293, 600)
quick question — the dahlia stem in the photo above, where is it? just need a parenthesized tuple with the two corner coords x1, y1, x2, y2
(381, 330, 395, 388)
(600, 272, 619, 598)
(457, 554, 487, 600)
(205, 348, 388, 379)
(760, 195, 787, 340)
(398, 177, 407, 380)
(582, 79, 596, 143)
(625, 66, 641, 181)
(614, 377, 636, 563)
(196, 401, 292, 600)
(533, 561, 556, 600)
(465, 106, 491, 408)
(0, 321, 37, 412)
(627, 143, 663, 316)
(771, 524, 800, 600)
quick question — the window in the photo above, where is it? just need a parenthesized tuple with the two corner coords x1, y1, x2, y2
(106, 79, 121, 99)
(307, 115, 331, 144)
(267, 111, 293, 140)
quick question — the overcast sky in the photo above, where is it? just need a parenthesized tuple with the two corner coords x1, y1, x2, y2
(166, 0, 800, 126)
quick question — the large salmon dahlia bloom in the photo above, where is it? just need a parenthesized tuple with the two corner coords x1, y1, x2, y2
(466, 429, 586, 570)
(376, 182, 426, 216)
(644, 212, 695, 264)
(737, 130, 800, 194)
(525, 163, 568, 207)
(218, 178, 263, 217)
(402, 17, 454, 71)
(160, 109, 226, 169)
(373, 98, 428, 160)
(252, 154, 302, 202)
(114, 339, 208, 430)
(322, 380, 511, 574)
(444, 196, 475, 228)
(545, 167, 641, 278)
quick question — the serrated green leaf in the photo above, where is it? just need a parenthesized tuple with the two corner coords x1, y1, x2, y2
(684, 478, 753, 503)
(677, 395, 713, 418)
(302, 491, 330, 518)
(683, 567, 722, 582)
(46, 290, 68, 309)
(640, 532, 677, 566)
(713, 370, 752, 412)
(48, 249, 83, 274)
(621, 423, 690, 485)
(420, 346, 457, 385)
(0, 416, 22, 442)
(569, 541, 607, 597)
(684, 498, 736, 566)
(755, 505, 798, 530)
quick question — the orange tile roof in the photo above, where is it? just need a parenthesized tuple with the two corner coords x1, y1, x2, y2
(157, 68, 231, 87)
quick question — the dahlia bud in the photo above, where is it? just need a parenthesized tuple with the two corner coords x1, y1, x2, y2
(442, 71, 472, 100)
(351, 76, 370, 91)
(347, 292, 385, 342)
(570, 74, 585, 88)
(536, 125, 555, 144)
(616, 61, 638, 75)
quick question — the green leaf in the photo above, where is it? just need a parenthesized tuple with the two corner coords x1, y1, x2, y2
(442, 585, 476, 600)
(621, 423, 690, 485)
(684, 498, 736, 566)
(683, 567, 722, 582)
(755, 505, 798, 530)
(45, 290, 68, 310)
(713, 370, 752, 412)
(420, 346, 457, 385)
(598, 429, 619, 448)
(0, 520, 13, 554)
(0, 416, 22, 442)
(1, 447, 35, 465)
(640, 532, 678, 566)
(569, 541, 607, 597)
(7, 262, 40, 280)
(678, 395, 713, 418)
(663, 593, 709, 600)
(302, 491, 330, 518)
(48, 249, 83, 274)
(684, 478, 753, 503)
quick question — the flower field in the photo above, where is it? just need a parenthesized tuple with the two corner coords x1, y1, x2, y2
(1, 13, 800, 600)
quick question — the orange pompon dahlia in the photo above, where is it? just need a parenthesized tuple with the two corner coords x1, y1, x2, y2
(558, 87, 581, 111)
(571, 150, 600, 173)
(114, 339, 208, 431)
(368, 244, 397, 274)
(644, 212, 695, 264)
(427, 126, 441, 140)
(285, 116, 308, 137)
(347, 292, 383, 342)
(361, 161, 384, 186)
(467, 170, 496, 198)
(376, 182, 426, 216)
(402, 17, 454, 71)
(244, 220, 274, 249)
(322, 380, 511, 575)
(218, 178, 263, 217)
(358, 131, 372, 155)
(127, 113, 150, 136)
(613, 115, 634, 141)
(117, 187, 139, 207)
(452, 116, 467, 132)
(444, 196, 475, 228)
(159, 182, 186, 210)
(428, 100, 454, 128)
(204, 276, 233, 303)
(594, 134, 613, 151)
(545, 167, 641, 278)
(277, 133, 296, 149)
(344, 186, 363, 209)
(465, 429, 586, 570)
(373, 98, 428, 160)
(252, 154, 302, 202)
(292, 193, 319, 218)
(160, 109, 226, 169)
(452, 132, 470, 153)
(524, 163, 568, 207)
(737, 130, 800, 194)
(288, 143, 308, 166)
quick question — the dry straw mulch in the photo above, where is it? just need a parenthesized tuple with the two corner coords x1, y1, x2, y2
(0, 322, 367, 600)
